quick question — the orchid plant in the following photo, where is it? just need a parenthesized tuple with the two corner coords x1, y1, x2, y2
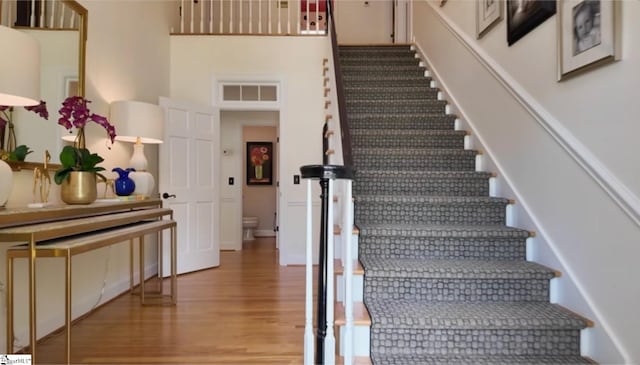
(0, 101, 49, 159)
(54, 96, 117, 185)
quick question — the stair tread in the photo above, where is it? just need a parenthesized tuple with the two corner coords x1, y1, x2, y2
(360, 257, 555, 279)
(335, 301, 371, 326)
(337, 356, 372, 365)
(371, 354, 593, 364)
(334, 258, 365, 275)
(333, 224, 359, 235)
(357, 223, 530, 238)
(365, 300, 589, 330)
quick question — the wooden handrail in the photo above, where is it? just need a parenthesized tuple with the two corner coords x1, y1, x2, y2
(326, 0, 353, 167)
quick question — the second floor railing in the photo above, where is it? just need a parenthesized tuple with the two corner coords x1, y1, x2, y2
(0, 0, 82, 30)
(172, 0, 327, 35)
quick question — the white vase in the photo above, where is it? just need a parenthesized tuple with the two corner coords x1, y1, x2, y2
(0, 159, 13, 207)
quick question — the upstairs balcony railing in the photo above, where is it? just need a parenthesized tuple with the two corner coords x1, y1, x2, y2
(0, 0, 82, 30)
(172, 0, 327, 35)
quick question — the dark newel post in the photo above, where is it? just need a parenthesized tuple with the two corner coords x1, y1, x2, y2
(315, 176, 329, 365)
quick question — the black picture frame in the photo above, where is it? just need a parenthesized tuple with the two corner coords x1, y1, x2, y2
(507, 0, 556, 46)
(246, 142, 273, 185)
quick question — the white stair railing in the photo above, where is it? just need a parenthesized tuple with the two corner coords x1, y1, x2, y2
(173, 0, 326, 35)
(0, 0, 80, 29)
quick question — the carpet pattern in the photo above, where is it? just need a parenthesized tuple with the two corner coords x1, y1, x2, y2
(339, 45, 592, 364)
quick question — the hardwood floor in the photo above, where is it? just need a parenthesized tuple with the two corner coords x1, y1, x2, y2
(36, 238, 308, 364)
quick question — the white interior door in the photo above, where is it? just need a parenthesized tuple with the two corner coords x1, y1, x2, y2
(394, 0, 409, 43)
(159, 96, 220, 274)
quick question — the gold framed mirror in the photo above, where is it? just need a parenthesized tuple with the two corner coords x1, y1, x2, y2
(0, 0, 87, 170)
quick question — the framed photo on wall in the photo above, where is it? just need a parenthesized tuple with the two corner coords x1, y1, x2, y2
(506, 0, 556, 46)
(477, 0, 503, 39)
(557, 0, 620, 81)
(246, 142, 273, 185)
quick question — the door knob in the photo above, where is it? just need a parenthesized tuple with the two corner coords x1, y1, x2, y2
(162, 192, 176, 199)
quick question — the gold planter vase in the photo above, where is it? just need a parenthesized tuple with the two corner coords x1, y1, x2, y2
(61, 171, 97, 204)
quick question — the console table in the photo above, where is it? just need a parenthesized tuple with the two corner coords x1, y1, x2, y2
(0, 199, 176, 364)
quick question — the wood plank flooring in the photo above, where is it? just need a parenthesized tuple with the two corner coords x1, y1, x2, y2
(35, 238, 309, 364)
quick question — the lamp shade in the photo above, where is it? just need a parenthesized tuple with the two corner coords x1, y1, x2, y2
(0, 25, 40, 106)
(109, 100, 165, 144)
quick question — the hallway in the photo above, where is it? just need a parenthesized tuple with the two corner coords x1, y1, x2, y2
(35, 238, 307, 364)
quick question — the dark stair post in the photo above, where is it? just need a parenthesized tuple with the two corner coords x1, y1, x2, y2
(300, 164, 354, 365)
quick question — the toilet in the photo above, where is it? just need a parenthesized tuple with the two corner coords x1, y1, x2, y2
(242, 216, 259, 241)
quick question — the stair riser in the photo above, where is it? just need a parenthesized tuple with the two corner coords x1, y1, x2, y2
(353, 154, 476, 172)
(343, 69, 428, 79)
(354, 176, 489, 196)
(338, 324, 371, 357)
(364, 277, 550, 302)
(346, 89, 439, 101)
(370, 328, 581, 356)
(342, 66, 426, 74)
(352, 134, 464, 149)
(340, 58, 420, 66)
(343, 78, 433, 87)
(355, 202, 506, 225)
(337, 274, 364, 303)
(359, 237, 526, 261)
(347, 103, 447, 115)
(349, 116, 455, 130)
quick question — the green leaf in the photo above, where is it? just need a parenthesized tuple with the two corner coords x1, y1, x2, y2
(54, 167, 74, 185)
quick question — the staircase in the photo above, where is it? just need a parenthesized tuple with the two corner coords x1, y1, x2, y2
(338, 45, 593, 365)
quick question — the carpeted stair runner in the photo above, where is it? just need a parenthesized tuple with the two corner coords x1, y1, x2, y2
(339, 45, 592, 364)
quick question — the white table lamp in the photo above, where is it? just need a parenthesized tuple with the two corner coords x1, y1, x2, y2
(0, 25, 41, 207)
(109, 100, 164, 198)
(0, 26, 41, 106)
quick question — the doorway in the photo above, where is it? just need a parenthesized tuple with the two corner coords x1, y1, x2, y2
(220, 111, 280, 251)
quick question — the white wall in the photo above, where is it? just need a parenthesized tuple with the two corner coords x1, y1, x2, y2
(170, 35, 327, 265)
(0, 0, 173, 353)
(411, 1, 640, 364)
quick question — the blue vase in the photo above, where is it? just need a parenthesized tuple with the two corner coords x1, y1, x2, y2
(112, 167, 136, 196)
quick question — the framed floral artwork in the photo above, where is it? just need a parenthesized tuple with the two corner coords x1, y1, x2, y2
(247, 142, 273, 185)
(506, 0, 556, 46)
(557, 0, 620, 81)
(477, 0, 503, 39)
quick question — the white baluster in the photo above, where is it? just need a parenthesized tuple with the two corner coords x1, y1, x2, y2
(343, 179, 354, 365)
(268, 0, 272, 33)
(180, 0, 184, 33)
(209, 0, 213, 33)
(277, 0, 281, 33)
(296, 0, 301, 34)
(219, 0, 223, 33)
(229, 0, 233, 33)
(190, 0, 194, 33)
(325, 179, 336, 365)
(30, 0, 35, 27)
(59, 2, 65, 28)
(70, 11, 75, 28)
(199, 0, 203, 33)
(304, 179, 314, 365)
(248, 0, 252, 33)
(239, 0, 243, 33)
(39, 0, 44, 28)
(258, 0, 262, 33)
(287, 0, 291, 34)
(49, 0, 55, 28)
